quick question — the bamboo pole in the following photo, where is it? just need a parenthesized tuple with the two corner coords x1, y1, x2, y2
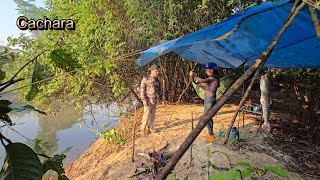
(189, 111, 194, 167)
(132, 106, 138, 162)
(128, 86, 142, 106)
(155, 2, 305, 179)
(308, 4, 320, 39)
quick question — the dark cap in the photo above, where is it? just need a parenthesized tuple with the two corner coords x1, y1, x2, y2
(202, 63, 219, 71)
(148, 64, 160, 71)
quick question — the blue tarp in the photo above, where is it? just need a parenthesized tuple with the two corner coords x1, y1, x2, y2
(136, 0, 320, 68)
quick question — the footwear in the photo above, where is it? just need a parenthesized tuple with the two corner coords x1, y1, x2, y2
(146, 128, 156, 133)
(138, 130, 147, 136)
(205, 134, 216, 143)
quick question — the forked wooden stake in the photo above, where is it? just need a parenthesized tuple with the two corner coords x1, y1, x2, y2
(189, 111, 194, 166)
(132, 106, 138, 162)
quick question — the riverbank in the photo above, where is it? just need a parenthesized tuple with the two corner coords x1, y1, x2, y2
(66, 103, 316, 179)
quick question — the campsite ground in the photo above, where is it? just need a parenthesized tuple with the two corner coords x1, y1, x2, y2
(65, 100, 319, 179)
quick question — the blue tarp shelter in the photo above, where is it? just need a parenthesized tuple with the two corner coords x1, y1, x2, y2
(136, 0, 320, 68)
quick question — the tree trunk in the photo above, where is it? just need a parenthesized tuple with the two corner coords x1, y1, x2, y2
(155, 1, 305, 179)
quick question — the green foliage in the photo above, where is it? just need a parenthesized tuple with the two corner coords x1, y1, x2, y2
(265, 166, 289, 177)
(0, 143, 43, 180)
(23, 84, 39, 102)
(49, 49, 82, 71)
(32, 138, 52, 154)
(3, 0, 267, 109)
(209, 171, 229, 180)
(165, 173, 173, 180)
(207, 149, 213, 158)
(234, 162, 250, 168)
(0, 44, 67, 180)
(0, 47, 15, 64)
(0, 131, 66, 180)
(165, 173, 188, 180)
(0, 47, 15, 83)
(208, 159, 289, 180)
(42, 154, 68, 180)
(26, 61, 42, 101)
(203, 149, 288, 180)
(234, 169, 251, 179)
(5, 0, 256, 109)
(98, 125, 127, 145)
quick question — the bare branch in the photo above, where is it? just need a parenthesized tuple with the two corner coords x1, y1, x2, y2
(11, 50, 47, 81)
(308, 4, 320, 39)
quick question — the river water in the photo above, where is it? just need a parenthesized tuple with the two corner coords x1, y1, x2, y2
(0, 93, 124, 166)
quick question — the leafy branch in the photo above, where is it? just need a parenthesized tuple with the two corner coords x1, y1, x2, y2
(0, 48, 69, 179)
(0, 78, 25, 93)
(209, 161, 288, 180)
(10, 50, 48, 81)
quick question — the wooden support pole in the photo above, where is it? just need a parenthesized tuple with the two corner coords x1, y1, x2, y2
(128, 86, 142, 106)
(132, 106, 138, 162)
(222, 62, 264, 144)
(256, 114, 263, 136)
(163, 79, 166, 102)
(155, 2, 305, 179)
(189, 111, 194, 167)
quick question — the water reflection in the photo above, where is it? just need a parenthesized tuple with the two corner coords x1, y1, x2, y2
(0, 102, 122, 166)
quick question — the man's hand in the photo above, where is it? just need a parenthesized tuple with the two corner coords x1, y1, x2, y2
(142, 100, 148, 106)
(162, 101, 165, 105)
(189, 71, 194, 77)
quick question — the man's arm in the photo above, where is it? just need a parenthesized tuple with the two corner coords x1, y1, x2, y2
(140, 77, 148, 106)
(156, 79, 164, 104)
(194, 76, 214, 83)
(189, 71, 213, 83)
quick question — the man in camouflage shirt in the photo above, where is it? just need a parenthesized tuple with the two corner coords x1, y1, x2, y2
(140, 64, 163, 135)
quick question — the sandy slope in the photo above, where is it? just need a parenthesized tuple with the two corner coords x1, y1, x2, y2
(66, 104, 303, 180)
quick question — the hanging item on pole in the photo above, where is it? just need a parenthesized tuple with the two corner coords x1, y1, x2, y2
(260, 72, 271, 133)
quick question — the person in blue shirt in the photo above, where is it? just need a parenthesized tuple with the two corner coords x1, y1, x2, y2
(190, 63, 220, 138)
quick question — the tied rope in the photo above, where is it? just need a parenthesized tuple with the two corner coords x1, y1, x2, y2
(0, 48, 145, 96)
(162, 30, 209, 131)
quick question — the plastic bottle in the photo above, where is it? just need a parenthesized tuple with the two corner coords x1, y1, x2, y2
(229, 127, 239, 141)
(218, 124, 226, 138)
